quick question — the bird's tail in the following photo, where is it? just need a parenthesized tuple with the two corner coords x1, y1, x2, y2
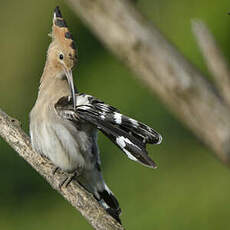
(97, 184, 121, 224)
(76, 168, 121, 224)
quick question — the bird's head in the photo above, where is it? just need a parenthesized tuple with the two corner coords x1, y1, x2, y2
(47, 6, 77, 109)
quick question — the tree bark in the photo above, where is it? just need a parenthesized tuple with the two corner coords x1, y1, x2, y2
(0, 109, 124, 230)
(66, 0, 230, 164)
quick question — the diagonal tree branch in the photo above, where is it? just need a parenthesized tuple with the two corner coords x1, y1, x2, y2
(66, 0, 230, 164)
(192, 20, 230, 107)
(0, 109, 124, 230)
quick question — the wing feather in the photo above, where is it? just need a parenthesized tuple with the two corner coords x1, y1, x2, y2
(55, 94, 162, 168)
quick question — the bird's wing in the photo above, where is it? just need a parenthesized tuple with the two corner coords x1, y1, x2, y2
(55, 93, 162, 168)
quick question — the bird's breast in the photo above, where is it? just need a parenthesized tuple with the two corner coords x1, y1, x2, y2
(30, 105, 96, 172)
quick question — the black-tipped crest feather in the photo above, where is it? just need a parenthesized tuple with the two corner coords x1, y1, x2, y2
(54, 6, 62, 18)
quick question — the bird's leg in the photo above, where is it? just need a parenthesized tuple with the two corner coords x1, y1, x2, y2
(59, 171, 79, 189)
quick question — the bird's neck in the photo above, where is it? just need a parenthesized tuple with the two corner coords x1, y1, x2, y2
(37, 60, 71, 103)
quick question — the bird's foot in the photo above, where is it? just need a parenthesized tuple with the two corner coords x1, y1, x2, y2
(52, 167, 60, 175)
(59, 171, 78, 189)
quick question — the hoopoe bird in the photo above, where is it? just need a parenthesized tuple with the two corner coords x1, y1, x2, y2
(30, 6, 162, 224)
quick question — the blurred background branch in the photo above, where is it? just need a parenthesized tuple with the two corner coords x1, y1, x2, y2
(0, 109, 124, 230)
(67, 0, 230, 164)
(192, 20, 230, 107)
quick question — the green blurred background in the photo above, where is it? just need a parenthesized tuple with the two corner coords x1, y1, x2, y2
(1, 0, 230, 229)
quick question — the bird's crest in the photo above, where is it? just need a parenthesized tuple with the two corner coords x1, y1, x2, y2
(51, 6, 77, 60)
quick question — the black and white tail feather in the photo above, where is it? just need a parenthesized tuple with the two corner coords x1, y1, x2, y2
(77, 170, 121, 223)
(55, 93, 162, 222)
(56, 93, 162, 168)
(97, 185, 121, 223)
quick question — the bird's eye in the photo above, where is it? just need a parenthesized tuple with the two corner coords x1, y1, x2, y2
(59, 54, 64, 60)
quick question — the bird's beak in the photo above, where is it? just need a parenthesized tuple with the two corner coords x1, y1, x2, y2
(63, 68, 76, 110)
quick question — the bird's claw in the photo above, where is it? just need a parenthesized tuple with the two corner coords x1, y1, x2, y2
(59, 171, 78, 189)
(52, 167, 59, 175)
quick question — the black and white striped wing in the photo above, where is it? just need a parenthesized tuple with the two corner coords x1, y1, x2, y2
(55, 94, 162, 168)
